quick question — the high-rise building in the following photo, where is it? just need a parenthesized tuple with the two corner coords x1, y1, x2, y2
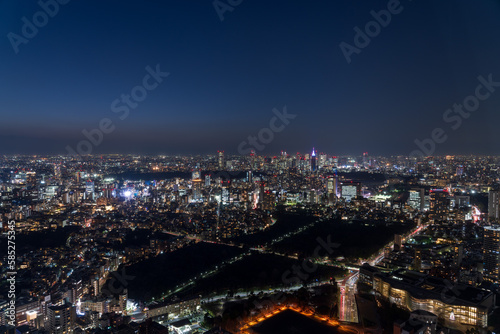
(204, 174, 211, 187)
(318, 154, 327, 169)
(326, 177, 338, 205)
(408, 189, 425, 211)
(218, 150, 225, 170)
(310, 148, 317, 172)
(483, 226, 500, 283)
(247, 171, 253, 183)
(429, 189, 450, 221)
(221, 185, 229, 205)
(261, 190, 275, 211)
(488, 190, 500, 220)
(47, 303, 76, 334)
(192, 179, 202, 201)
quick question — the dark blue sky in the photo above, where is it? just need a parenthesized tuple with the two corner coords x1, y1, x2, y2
(1, 0, 500, 156)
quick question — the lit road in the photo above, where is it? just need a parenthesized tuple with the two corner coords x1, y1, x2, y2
(338, 272, 358, 323)
(337, 223, 425, 324)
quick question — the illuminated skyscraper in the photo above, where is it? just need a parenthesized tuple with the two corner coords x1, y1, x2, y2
(247, 171, 253, 183)
(221, 182, 230, 205)
(429, 189, 450, 220)
(483, 226, 500, 283)
(310, 148, 317, 172)
(218, 150, 225, 170)
(408, 189, 425, 211)
(326, 177, 338, 205)
(192, 179, 202, 201)
(488, 190, 500, 220)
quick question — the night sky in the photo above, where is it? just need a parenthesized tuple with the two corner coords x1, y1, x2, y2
(1, 0, 500, 156)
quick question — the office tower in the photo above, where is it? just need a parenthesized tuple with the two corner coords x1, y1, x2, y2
(318, 153, 327, 169)
(221, 185, 229, 205)
(205, 174, 211, 187)
(119, 290, 127, 314)
(326, 177, 338, 205)
(456, 166, 464, 176)
(310, 148, 317, 172)
(247, 170, 253, 183)
(483, 226, 500, 283)
(192, 179, 202, 201)
(488, 190, 500, 220)
(408, 189, 425, 211)
(429, 189, 450, 220)
(218, 150, 225, 170)
(47, 303, 76, 334)
(261, 190, 275, 211)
